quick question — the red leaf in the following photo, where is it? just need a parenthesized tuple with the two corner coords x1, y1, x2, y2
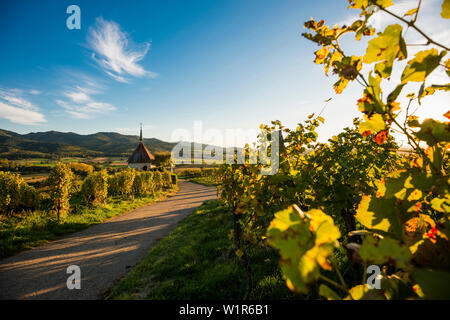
(373, 130, 389, 145)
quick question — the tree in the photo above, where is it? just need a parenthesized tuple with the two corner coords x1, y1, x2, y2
(0, 171, 40, 215)
(81, 170, 108, 205)
(48, 162, 74, 220)
(153, 152, 172, 167)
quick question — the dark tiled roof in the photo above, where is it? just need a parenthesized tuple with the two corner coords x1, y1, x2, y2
(127, 141, 155, 163)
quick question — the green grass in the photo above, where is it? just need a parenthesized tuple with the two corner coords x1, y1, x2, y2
(106, 200, 300, 300)
(182, 176, 218, 186)
(0, 187, 177, 259)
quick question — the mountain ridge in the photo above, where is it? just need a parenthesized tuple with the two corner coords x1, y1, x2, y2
(0, 129, 178, 159)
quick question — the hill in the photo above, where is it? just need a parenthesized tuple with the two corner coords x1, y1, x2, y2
(0, 129, 177, 159)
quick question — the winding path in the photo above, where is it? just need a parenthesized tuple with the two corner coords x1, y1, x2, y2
(0, 181, 217, 300)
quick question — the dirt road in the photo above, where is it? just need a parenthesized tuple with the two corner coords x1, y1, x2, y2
(0, 181, 217, 300)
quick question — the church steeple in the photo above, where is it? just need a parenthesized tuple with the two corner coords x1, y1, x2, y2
(128, 123, 155, 168)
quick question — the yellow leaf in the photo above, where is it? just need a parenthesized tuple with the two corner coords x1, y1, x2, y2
(442, 0, 450, 19)
(403, 8, 417, 17)
(359, 114, 387, 135)
(401, 49, 447, 83)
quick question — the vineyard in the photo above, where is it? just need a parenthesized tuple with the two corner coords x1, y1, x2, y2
(0, 163, 176, 258)
(211, 0, 450, 300)
(177, 168, 219, 186)
(0, 0, 449, 303)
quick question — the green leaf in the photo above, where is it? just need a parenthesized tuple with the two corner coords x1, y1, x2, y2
(364, 24, 403, 63)
(364, 24, 406, 78)
(442, 0, 450, 19)
(413, 269, 450, 299)
(359, 236, 411, 269)
(387, 84, 405, 103)
(420, 84, 450, 99)
(414, 118, 450, 146)
(380, 274, 417, 299)
(374, 60, 394, 78)
(345, 284, 385, 300)
(319, 284, 341, 300)
(359, 114, 387, 135)
(401, 49, 447, 83)
(355, 195, 403, 239)
(267, 207, 341, 293)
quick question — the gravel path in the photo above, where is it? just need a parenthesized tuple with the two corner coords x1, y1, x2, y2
(0, 181, 217, 300)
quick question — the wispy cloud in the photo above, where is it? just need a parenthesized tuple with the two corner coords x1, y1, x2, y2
(64, 86, 97, 103)
(115, 125, 153, 135)
(56, 99, 116, 119)
(56, 82, 116, 119)
(0, 88, 46, 125)
(87, 17, 157, 83)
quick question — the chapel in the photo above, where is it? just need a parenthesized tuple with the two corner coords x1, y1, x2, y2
(127, 124, 155, 171)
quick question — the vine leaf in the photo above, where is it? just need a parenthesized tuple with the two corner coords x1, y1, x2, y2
(442, 0, 450, 19)
(319, 284, 341, 300)
(401, 49, 447, 83)
(267, 207, 340, 293)
(345, 284, 385, 300)
(413, 269, 450, 299)
(359, 236, 411, 269)
(414, 118, 450, 146)
(364, 24, 406, 78)
(359, 114, 387, 136)
(355, 195, 403, 239)
(403, 8, 417, 17)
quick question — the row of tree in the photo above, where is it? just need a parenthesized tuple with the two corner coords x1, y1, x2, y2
(0, 163, 175, 219)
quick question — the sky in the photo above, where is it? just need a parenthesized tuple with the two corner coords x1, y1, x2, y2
(0, 0, 448, 148)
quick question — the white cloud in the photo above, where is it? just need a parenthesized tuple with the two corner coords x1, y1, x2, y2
(29, 89, 41, 95)
(56, 99, 116, 119)
(64, 86, 96, 103)
(0, 102, 46, 125)
(115, 125, 153, 134)
(0, 88, 46, 125)
(57, 84, 116, 119)
(88, 17, 157, 83)
(0, 88, 36, 110)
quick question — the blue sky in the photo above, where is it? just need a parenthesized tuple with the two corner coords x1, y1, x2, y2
(0, 0, 448, 147)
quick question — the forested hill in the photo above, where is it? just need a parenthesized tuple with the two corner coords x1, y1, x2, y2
(0, 129, 178, 159)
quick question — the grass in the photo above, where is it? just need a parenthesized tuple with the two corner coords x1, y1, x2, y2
(181, 176, 218, 186)
(106, 199, 301, 300)
(0, 187, 177, 259)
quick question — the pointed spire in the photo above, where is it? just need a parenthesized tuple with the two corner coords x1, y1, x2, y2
(139, 123, 143, 142)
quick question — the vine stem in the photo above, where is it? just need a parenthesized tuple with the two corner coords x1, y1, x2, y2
(331, 258, 349, 292)
(387, 112, 434, 171)
(412, 0, 422, 23)
(319, 274, 349, 294)
(362, 261, 367, 286)
(377, 5, 450, 51)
